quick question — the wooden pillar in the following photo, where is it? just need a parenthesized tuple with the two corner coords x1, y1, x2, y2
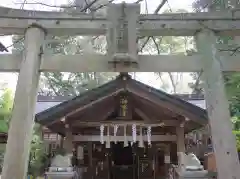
(60, 136, 64, 149)
(64, 125, 73, 154)
(196, 29, 240, 179)
(164, 145, 171, 177)
(176, 126, 185, 167)
(1, 26, 45, 179)
(88, 142, 93, 167)
(77, 144, 84, 165)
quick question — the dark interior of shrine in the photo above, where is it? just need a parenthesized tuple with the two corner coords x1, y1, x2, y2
(112, 142, 133, 165)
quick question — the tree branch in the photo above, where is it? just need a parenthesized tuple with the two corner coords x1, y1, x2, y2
(154, 0, 168, 14)
(81, 0, 99, 12)
(152, 37, 161, 54)
(139, 36, 151, 52)
(134, 0, 144, 3)
(91, 0, 115, 12)
(15, 0, 99, 12)
(219, 46, 240, 56)
(139, 0, 167, 51)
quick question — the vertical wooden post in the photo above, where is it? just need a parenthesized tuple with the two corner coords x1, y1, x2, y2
(64, 125, 73, 154)
(1, 26, 45, 179)
(176, 126, 185, 167)
(196, 29, 240, 179)
(88, 142, 93, 179)
(164, 145, 171, 177)
(88, 142, 93, 167)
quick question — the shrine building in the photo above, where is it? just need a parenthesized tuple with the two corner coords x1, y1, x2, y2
(35, 73, 208, 179)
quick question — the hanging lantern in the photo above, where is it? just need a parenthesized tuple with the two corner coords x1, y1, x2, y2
(147, 126, 152, 146)
(100, 125, 104, 144)
(106, 125, 110, 149)
(139, 126, 144, 148)
(124, 125, 128, 147)
(113, 124, 118, 144)
(132, 124, 137, 143)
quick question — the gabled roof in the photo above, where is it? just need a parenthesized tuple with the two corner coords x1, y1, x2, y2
(35, 74, 208, 130)
(35, 75, 126, 124)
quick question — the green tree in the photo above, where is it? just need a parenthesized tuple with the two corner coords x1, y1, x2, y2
(0, 89, 13, 132)
(0, 90, 46, 175)
(28, 124, 46, 177)
(0, 89, 13, 170)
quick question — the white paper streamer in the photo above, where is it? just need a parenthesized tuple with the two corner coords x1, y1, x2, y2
(100, 125, 104, 144)
(132, 124, 137, 143)
(147, 126, 152, 146)
(106, 125, 110, 148)
(113, 124, 119, 144)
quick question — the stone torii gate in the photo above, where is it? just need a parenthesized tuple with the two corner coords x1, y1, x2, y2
(0, 2, 240, 179)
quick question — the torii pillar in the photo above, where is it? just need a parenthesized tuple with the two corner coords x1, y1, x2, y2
(1, 26, 45, 179)
(196, 29, 240, 179)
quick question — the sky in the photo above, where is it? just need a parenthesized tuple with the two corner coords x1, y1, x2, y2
(0, 0, 195, 94)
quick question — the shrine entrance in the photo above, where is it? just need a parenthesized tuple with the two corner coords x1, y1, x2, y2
(112, 142, 133, 166)
(111, 142, 135, 179)
(110, 142, 156, 179)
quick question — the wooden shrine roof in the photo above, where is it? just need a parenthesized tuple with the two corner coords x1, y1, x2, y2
(35, 74, 208, 135)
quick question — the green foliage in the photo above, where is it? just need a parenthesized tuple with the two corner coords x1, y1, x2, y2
(233, 130, 240, 151)
(0, 89, 13, 132)
(0, 91, 46, 175)
(224, 73, 240, 117)
(28, 125, 47, 176)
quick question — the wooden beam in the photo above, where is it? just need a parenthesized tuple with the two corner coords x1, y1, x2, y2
(1, 27, 45, 179)
(2, 53, 240, 72)
(134, 108, 151, 122)
(139, 20, 240, 36)
(132, 95, 178, 118)
(40, 54, 208, 72)
(69, 104, 116, 125)
(0, 18, 107, 36)
(3, 5, 240, 21)
(2, 7, 240, 36)
(0, 54, 21, 71)
(44, 91, 119, 126)
(71, 120, 178, 127)
(73, 134, 176, 142)
(196, 30, 240, 179)
(1, 19, 240, 36)
(0, 6, 106, 20)
(127, 84, 207, 124)
(65, 89, 122, 118)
